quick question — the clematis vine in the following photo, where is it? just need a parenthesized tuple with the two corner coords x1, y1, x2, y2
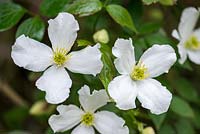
(172, 7, 200, 64)
(108, 38, 177, 114)
(11, 12, 103, 104)
(49, 85, 129, 134)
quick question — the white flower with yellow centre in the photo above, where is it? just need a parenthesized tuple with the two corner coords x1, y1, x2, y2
(11, 12, 103, 104)
(49, 85, 129, 134)
(108, 38, 177, 114)
(172, 7, 200, 64)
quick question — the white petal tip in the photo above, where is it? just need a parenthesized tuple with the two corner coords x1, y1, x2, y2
(116, 104, 136, 111)
(171, 29, 180, 40)
(178, 58, 186, 64)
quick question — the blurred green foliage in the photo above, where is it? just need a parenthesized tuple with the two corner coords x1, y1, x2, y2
(16, 17, 45, 41)
(66, 0, 103, 17)
(0, 0, 200, 134)
(0, 2, 26, 31)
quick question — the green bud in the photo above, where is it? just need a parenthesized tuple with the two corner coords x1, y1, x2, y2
(29, 100, 55, 116)
(149, 9, 163, 21)
(93, 29, 109, 44)
(142, 127, 155, 134)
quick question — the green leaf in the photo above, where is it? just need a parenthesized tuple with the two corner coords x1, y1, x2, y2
(192, 109, 200, 129)
(175, 78, 199, 103)
(175, 119, 195, 134)
(180, 61, 193, 71)
(65, 0, 102, 17)
(77, 39, 93, 47)
(134, 38, 148, 59)
(144, 31, 173, 46)
(3, 107, 28, 129)
(138, 22, 161, 34)
(142, 0, 160, 5)
(121, 110, 139, 134)
(159, 0, 176, 6)
(0, 2, 26, 31)
(99, 44, 115, 89)
(149, 113, 166, 130)
(158, 124, 176, 134)
(170, 96, 194, 118)
(106, 4, 137, 33)
(16, 17, 45, 41)
(40, 0, 70, 17)
(143, 0, 176, 5)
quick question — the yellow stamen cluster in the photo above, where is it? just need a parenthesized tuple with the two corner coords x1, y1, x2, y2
(81, 112, 94, 126)
(184, 35, 200, 50)
(53, 48, 70, 66)
(130, 62, 149, 81)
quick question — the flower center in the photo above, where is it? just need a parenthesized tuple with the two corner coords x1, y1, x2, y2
(81, 112, 94, 126)
(184, 35, 200, 50)
(53, 48, 70, 66)
(130, 62, 149, 81)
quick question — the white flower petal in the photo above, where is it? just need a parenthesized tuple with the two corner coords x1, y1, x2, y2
(72, 124, 94, 134)
(171, 29, 180, 40)
(112, 38, 135, 75)
(177, 43, 187, 64)
(139, 45, 177, 78)
(65, 44, 103, 76)
(94, 111, 129, 134)
(78, 85, 109, 112)
(49, 105, 83, 133)
(36, 66, 72, 104)
(187, 50, 200, 64)
(48, 12, 79, 51)
(178, 7, 199, 40)
(193, 28, 200, 40)
(137, 79, 172, 115)
(11, 35, 53, 72)
(108, 75, 137, 110)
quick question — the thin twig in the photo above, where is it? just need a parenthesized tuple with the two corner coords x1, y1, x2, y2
(0, 80, 28, 107)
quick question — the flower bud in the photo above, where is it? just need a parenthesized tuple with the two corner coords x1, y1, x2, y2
(29, 100, 55, 116)
(142, 127, 155, 134)
(93, 29, 109, 44)
(149, 9, 163, 21)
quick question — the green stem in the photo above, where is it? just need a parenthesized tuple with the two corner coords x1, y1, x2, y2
(93, 13, 101, 33)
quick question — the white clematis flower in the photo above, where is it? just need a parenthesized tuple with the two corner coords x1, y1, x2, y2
(172, 7, 200, 64)
(11, 12, 103, 104)
(49, 85, 129, 134)
(108, 38, 177, 114)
